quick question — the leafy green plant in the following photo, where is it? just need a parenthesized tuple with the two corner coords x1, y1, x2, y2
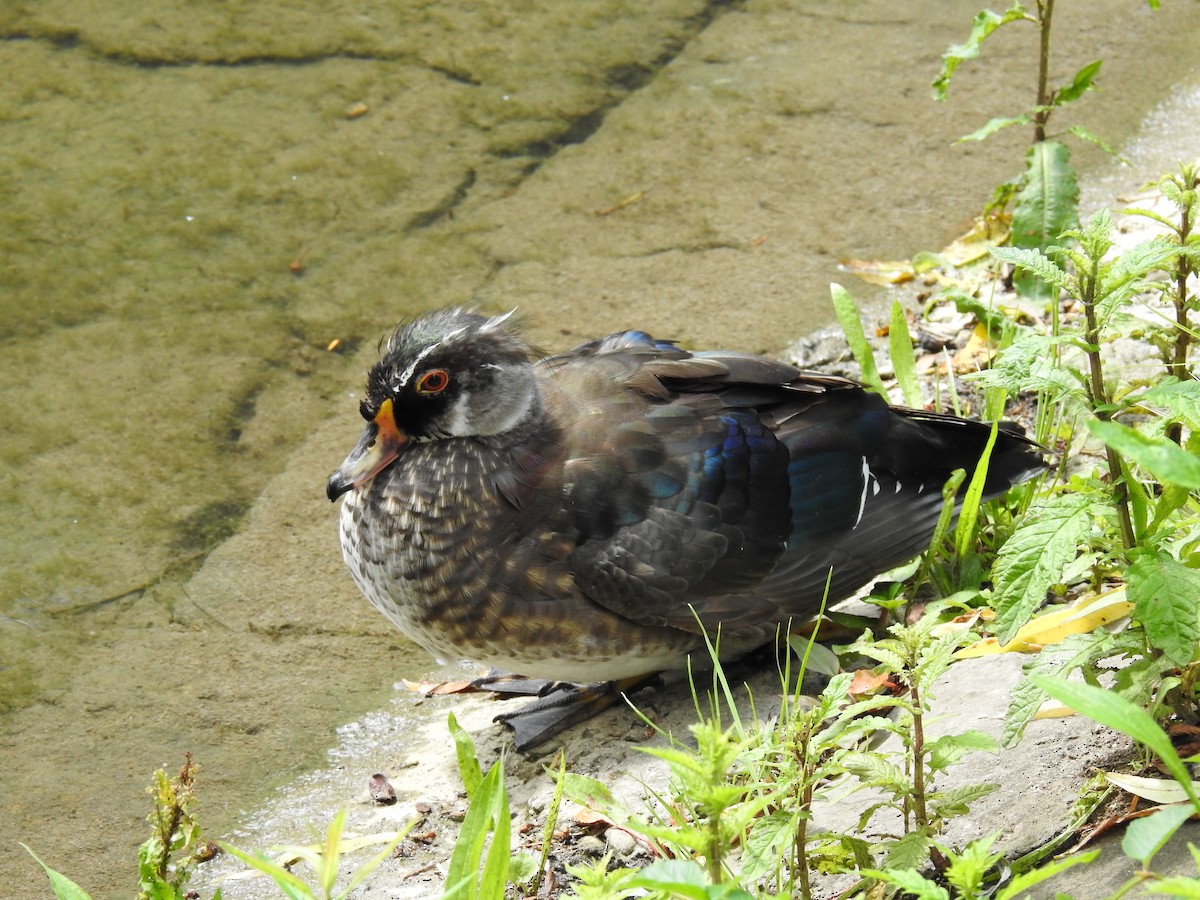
(443, 712, 537, 899)
(557, 610, 1010, 899)
(956, 196, 1200, 751)
(845, 618, 1000, 864)
(25, 754, 217, 900)
(932, 1, 1163, 299)
(865, 832, 1100, 900)
(1125, 163, 1200, 440)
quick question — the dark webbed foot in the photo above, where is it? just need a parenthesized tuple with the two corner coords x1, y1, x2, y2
(467, 672, 564, 697)
(491, 674, 662, 750)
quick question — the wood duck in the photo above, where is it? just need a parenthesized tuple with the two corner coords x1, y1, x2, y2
(327, 308, 1043, 743)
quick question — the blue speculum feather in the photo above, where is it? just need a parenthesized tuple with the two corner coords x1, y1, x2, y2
(787, 453, 867, 539)
(693, 412, 782, 515)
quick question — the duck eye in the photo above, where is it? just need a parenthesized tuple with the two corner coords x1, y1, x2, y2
(415, 368, 450, 394)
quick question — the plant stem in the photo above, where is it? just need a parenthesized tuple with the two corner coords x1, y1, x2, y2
(1034, 0, 1055, 142)
(795, 743, 814, 900)
(708, 813, 722, 885)
(1080, 267, 1137, 549)
(909, 682, 929, 830)
(1166, 171, 1197, 443)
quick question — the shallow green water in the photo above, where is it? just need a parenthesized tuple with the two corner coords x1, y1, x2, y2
(1, 1, 1197, 895)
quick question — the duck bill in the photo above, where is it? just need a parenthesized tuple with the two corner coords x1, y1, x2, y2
(326, 398, 408, 501)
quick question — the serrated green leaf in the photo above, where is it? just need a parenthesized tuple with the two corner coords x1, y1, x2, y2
(1011, 141, 1080, 254)
(929, 782, 1000, 818)
(562, 772, 617, 812)
(854, 642, 907, 673)
(627, 860, 713, 900)
(1123, 206, 1179, 231)
(1127, 552, 1200, 667)
(916, 632, 961, 687)
(1121, 803, 1195, 867)
(742, 810, 797, 881)
(884, 829, 936, 871)
(943, 833, 1002, 895)
(1101, 237, 1182, 304)
(863, 866, 949, 900)
(932, 2, 1030, 99)
(1087, 419, 1200, 489)
(841, 750, 907, 789)
(927, 731, 1000, 771)
(831, 283, 885, 396)
(989, 246, 1072, 290)
(1140, 380, 1200, 430)
(992, 494, 1093, 645)
(970, 330, 1081, 399)
(507, 852, 537, 886)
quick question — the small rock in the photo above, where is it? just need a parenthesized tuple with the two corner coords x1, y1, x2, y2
(603, 827, 638, 857)
(576, 835, 607, 856)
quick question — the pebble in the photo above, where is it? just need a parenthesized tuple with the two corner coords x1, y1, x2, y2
(576, 835, 607, 856)
(603, 827, 638, 857)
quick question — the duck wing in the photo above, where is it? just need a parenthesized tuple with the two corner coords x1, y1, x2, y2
(536, 331, 1043, 636)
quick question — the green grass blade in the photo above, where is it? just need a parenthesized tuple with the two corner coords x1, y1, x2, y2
(533, 752, 567, 897)
(216, 842, 316, 900)
(340, 820, 418, 898)
(889, 299, 923, 408)
(831, 283, 885, 396)
(954, 421, 998, 560)
(447, 712, 483, 799)
(479, 771, 511, 899)
(444, 759, 508, 900)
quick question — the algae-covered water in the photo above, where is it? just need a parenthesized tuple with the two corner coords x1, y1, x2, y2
(1, 1, 1197, 895)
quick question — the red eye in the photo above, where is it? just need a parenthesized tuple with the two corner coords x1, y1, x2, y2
(416, 369, 450, 394)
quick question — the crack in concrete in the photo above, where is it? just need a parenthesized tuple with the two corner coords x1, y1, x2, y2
(404, 0, 746, 230)
(6, 0, 743, 240)
(406, 169, 478, 232)
(0, 29, 445, 75)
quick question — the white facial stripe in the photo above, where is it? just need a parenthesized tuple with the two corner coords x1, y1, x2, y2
(393, 326, 470, 390)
